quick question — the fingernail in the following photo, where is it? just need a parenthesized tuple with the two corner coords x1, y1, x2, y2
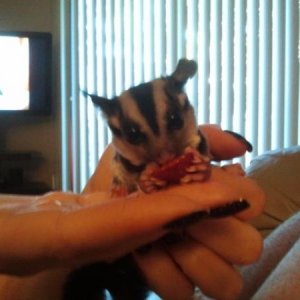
(164, 210, 208, 230)
(164, 199, 250, 230)
(223, 130, 253, 152)
(208, 198, 250, 218)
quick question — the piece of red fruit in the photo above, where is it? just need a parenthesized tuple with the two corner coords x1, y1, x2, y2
(150, 151, 195, 183)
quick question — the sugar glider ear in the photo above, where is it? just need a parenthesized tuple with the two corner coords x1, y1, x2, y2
(170, 58, 198, 88)
(85, 92, 119, 117)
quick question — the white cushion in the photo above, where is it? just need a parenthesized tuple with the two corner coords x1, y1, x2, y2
(247, 146, 300, 236)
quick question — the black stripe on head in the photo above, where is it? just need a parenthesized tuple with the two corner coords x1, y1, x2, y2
(129, 82, 159, 135)
(165, 78, 184, 108)
(164, 80, 186, 133)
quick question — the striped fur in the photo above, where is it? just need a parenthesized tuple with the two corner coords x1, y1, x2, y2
(90, 59, 206, 192)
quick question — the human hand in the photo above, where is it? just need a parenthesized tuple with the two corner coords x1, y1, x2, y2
(0, 124, 263, 300)
(0, 122, 260, 275)
(84, 124, 265, 300)
(0, 162, 255, 277)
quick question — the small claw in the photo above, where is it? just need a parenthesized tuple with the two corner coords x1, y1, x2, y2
(140, 184, 157, 193)
(190, 172, 210, 182)
(150, 177, 167, 187)
(147, 187, 157, 193)
(185, 165, 198, 173)
(180, 172, 209, 184)
(192, 157, 204, 164)
(180, 175, 193, 183)
(186, 162, 210, 173)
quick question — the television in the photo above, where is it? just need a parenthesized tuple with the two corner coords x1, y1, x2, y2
(0, 31, 52, 115)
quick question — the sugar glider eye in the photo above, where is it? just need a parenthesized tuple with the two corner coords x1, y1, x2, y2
(167, 111, 184, 132)
(124, 123, 147, 145)
(108, 123, 122, 137)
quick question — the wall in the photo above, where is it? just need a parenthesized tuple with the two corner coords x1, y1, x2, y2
(0, 0, 61, 189)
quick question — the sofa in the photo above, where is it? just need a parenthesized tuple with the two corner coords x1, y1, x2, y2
(247, 145, 300, 237)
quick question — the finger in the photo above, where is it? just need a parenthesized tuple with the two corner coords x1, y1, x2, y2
(210, 167, 265, 220)
(168, 239, 243, 300)
(83, 145, 114, 193)
(221, 163, 245, 176)
(134, 245, 194, 300)
(200, 124, 252, 160)
(186, 217, 263, 265)
(68, 231, 164, 267)
(167, 166, 265, 225)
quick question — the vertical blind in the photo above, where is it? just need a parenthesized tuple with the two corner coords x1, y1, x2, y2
(61, 0, 300, 192)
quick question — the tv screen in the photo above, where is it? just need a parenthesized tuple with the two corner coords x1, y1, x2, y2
(0, 31, 52, 115)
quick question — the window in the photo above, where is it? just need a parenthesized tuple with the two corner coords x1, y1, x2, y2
(61, 0, 300, 192)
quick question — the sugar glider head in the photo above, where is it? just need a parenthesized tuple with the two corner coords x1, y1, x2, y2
(89, 59, 206, 168)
